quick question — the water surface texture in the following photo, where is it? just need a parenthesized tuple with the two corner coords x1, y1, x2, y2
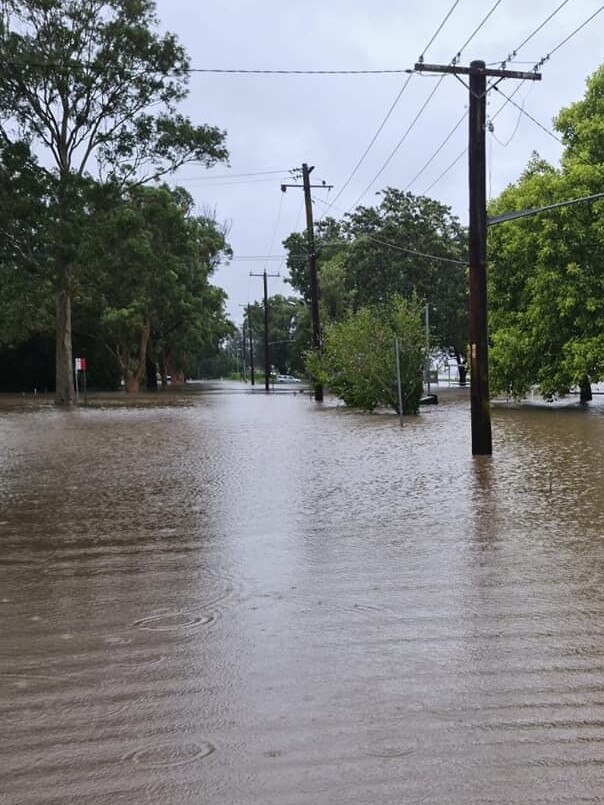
(1, 385, 603, 804)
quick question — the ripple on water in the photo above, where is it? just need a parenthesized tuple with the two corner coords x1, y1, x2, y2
(133, 610, 215, 632)
(123, 740, 215, 768)
(104, 635, 134, 646)
(115, 653, 168, 673)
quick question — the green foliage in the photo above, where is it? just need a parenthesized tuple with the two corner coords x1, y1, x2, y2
(284, 217, 345, 303)
(82, 184, 233, 388)
(244, 295, 307, 375)
(308, 296, 424, 414)
(0, 142, 55, 345)
(488, 65, 604, 400)
(0, 0, 228, 400)
(283, 190, 468, 362)
(0, 0, 228, 181)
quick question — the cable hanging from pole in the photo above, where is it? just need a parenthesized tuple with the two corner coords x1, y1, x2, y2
(416, 3, 601, 195)
(311, 196, 467, 266)
(330, 0, 463, 207)
(531, 4, 604, 71)
(348, 0, 507, 211)
(498, 0, 571, 70)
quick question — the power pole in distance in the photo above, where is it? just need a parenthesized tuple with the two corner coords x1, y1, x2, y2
(250, 270, 279, 391)
(239, 303, 255, 385)
(247, 303, 255, 386)
(415, 60, 541, 455)
(282, 164, 333, 402)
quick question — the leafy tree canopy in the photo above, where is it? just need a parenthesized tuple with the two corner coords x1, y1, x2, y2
(488, 64, 604, 400)
(284, 190, 468, 359)
(0, 0, 229, 403)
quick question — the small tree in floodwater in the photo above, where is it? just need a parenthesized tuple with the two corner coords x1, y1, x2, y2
(307, 296, 425, 414)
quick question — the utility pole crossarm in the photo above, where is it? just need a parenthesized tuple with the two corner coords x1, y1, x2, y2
(414, 63, 541, 81)
(281, 184, 334, 191)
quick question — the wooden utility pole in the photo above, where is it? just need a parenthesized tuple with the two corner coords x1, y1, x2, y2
(247, 303, 255, 386)
(250, 270, 279, 391)
(281, 165, 333, 402)
(415, 60, 541, 455)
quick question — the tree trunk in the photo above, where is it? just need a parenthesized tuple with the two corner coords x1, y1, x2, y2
(580, 376, 592, 403)
(124, 322, 150, 394)
(171, 370, 186, 387)
(126, 375, 140, 393)
(55, 279, 75, 405)
(159, 350, 169, 388)
(145, 356, 158, 390)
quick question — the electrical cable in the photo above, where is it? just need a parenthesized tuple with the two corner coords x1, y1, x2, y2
(451, 0, 505, 65)
(176, 169, 293, 180)
(416, 3, 591, 194)
(492, 85, 563, 145)
(423, 148, 466, 194)
(330, 0, 463, 207)
(532, 4, 604, 71)
(311, 196, 467, 265)
(262, 192, 285, 273)
(348, 0, 506, 210)
(2, 58, 413, 75)
(174, 177, 289, 188)
(404, 110, 466, 190)
(185, 67, 412, 75)
(498, 0, 572, 69)
(418, 0, 461, 62)
(329, 73, 414, 207)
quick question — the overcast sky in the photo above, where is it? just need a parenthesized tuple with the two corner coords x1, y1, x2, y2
(153, 0, 603, 323)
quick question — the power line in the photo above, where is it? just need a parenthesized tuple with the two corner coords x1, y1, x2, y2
(329, 73, 414, 207)
(423, 147, 466, 194)
(3, 58, 413, 75)
(452, 0, 505, 65)
(311, 196, 467, 265)
(418, 0, 461, 62)
(185, 67, 413, 75)
(532, 4, 604, 71)
(415, 3, 594, 195)
(492, 84, 563, 145)
(489, 99, 525, 147)
(404, 110, 466, 190)
(419, 80, 528, 195)
(349, 76, 448, 208)
(173, 177, 289, 187)
(498, 0, 572, 69)
(230, 255, 291, 260)
(176, 169, 292, 180)
(489, 189, 604, 225)
(263, 192, 285, 273)
(330, 0, 462, 207)
(348, 0, 506, 210)
(358, 233, 467, 265)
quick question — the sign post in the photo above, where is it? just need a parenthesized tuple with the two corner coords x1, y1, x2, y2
(74, 358, 88, 403)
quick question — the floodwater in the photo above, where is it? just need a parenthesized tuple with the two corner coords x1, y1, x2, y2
(1, 383, 603, 805)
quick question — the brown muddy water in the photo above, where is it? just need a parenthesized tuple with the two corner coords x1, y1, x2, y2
(1, 382, 603, 804)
